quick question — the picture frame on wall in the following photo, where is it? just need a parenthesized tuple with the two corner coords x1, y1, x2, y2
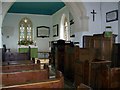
(70, 19, 75, 37)
(37, 26, 50, 38)
(53, 24, 59, 37)
(106, 10, 118, 22)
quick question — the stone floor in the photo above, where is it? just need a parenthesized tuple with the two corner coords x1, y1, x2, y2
(49, 65, 76, 89)
(64, 78, 76, 89)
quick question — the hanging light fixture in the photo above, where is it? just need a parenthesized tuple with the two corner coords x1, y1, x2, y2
(24, 18, 27, 23)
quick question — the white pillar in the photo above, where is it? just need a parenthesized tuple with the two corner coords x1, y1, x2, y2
(0, 16, 2, 48)
(0, 1, 2, 48)
(0, 1, 2, 81)
(118, 1, 120, 43)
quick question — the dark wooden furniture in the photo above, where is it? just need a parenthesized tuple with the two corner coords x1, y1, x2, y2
(51, 40, 77, 81)
(75, 60, 111, 89)
(2, 60, 34, 66)
(1, 64, 40, 73)
(90, 60, 111, 89)
(64, 44, 75, 81)
(110, 68, 120, 88)
(1, 70, 64, 89)
(74, 48, 96, 86)
(51, 40, 57, 68)
(111, 43, 120, 67)
(77, 83, 92, 90)
(5, 52, 29, 61)
(74, 60, 84, 86)
(79, 48, 96, 62)
(75, 60, 120, 89)
(83, 35, 93, 48)
(83, 33, 117, 61)
(2, 69, 48, 86)
(2, 46, 31, 62)
(93, 34, 116, 61)
(74, 46, 80, 61)
(74, 47, 111, 88)
(74, 33, 119, 89)
(54, 40, 65, 74)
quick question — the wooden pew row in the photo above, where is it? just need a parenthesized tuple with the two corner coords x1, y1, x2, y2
(110, 68, 120, 88)
(74, 48, 120, 89)
(75, 65, 120, 88)
(2, 69, 48, 86)
(1, 64, 40, 73)
(2, 60, 33, 66)
(1, 71, 64, 89)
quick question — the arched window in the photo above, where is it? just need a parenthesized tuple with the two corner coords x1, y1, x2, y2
(60, 14, 69, 41)
(19, 17, 32, 42)
(64, 17, 69, 41)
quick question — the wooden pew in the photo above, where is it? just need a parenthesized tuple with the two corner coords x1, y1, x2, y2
(2, 69, 48, 86)
(110, 68, 120, 88)
(1, 64, 40, 73)
(2, 60, 33, 66)
(1, 70, 64, 89)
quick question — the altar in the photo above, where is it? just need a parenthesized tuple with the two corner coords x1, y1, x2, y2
(18, 45, 38, 58)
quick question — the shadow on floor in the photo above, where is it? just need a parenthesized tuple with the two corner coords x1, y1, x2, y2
(64, 78, 76, 89)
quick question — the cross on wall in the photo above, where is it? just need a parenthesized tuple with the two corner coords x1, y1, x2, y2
(91, 9, 97, 21)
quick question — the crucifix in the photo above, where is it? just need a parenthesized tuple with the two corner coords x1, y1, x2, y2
(91, 9, 97, 21)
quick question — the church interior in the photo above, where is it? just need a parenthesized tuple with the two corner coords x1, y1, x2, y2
(0, 1, 120, 89)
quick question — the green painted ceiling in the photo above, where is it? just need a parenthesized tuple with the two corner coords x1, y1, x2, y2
(8, 2, 65, 15)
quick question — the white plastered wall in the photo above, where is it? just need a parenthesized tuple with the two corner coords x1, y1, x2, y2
(1, 1, 88, 48)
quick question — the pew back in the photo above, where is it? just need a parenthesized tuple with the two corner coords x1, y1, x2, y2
(110, 68, 120, 88)
(1, 64, 40, 73)
(2, 71, 64, 89)
(2, 69, 48, 86)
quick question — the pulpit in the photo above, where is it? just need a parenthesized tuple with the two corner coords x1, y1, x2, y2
(83, 33, 117, 61)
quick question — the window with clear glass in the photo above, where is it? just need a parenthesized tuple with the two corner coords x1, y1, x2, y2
(64, 17, 68, 41)
(19, 17, 33, 43)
